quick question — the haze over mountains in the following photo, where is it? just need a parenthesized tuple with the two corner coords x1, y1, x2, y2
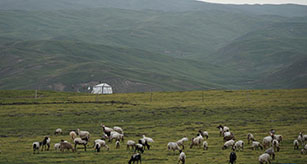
(1, 0, 307, 92)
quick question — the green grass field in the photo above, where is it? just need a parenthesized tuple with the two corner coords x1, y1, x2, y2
(0, 89, 307, 164)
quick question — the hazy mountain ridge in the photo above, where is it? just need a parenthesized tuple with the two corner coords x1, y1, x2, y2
(1, 0, 307, 92)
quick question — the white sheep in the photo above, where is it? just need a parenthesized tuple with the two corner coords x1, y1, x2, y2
(298, 132, 307, 145)
(135, 143, 144, 153)
(222, 139, 235, 150)
(32, 142, 41, 154)
(54, 143, 61, 151)
(265, 147, 275, 160)
(233, 140, 244, 151)
(113, 126, 123, 134)
(176, 137, 188, 149)
(247, 133, 255, 144)
(54, 128, 63, 135)
(69, 131, 77, 140)
(115, 140, 120, 149)
(199, 130, 209, 139)
(272, 139, 280, 152)
(294, 139, 299, 150)
(74, 138, 88, 151)
(252, 141, 263, 150)
(259, 153, 271, 164)
(94, 139, 109, 151)
(167, 142, 181, 152)
(77, 129, 90, 141)
(190, 135, 203, 148)
(178, 150, 186, 164)
(274, 134, 283, 143)
(263, 136, 273, 149)
(110, 131, 124, 142)
(203, 141, 208, 150)
(301, 144, 307, 154)
(101, 124, 114, 137)
(143, 135, 154, 143)
(127, 140, 136, 150)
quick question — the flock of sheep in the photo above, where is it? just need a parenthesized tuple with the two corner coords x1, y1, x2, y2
(31, 124, 307, 164)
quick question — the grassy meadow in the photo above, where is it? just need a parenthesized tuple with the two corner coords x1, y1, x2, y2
(0, 89, 307, 164)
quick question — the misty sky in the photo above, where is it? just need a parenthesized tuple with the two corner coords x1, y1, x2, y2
(198, 0, 307, 5)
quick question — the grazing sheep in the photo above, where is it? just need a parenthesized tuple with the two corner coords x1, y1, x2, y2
(115, 140, 120, 149)
(135, 144, 144, 153)
(101, 124, 113, 137)
(32, 142, 41, 154)
(54, 128, 63, 135)
(139, 139, 150, 150)
(60, 140, 75, 152)
(190, 135, 203, 148)
(199, 130, 209, 139)
(222, 139, 235, 150)
(113, 126, 123, 134)
(265, 147, 275, 160)
(110, 131, 124, 142)
(272, 139, 280, 152)
(203, 141, 208, 150)
(94, 139, 109, 151)
(229, 151, 237, 164)
(259, 153, 271, 164)
(77, 129, 90, 141)
(247, 133, 255, 144)
(224, 132, 235, 142)
(54, 143, 61, 151)
(127, 140, 136, 150)
(177, 137, 188, 149)
(263, 136, 273, 149)
(167, 142, 181, 152)
(95, 142, 101, 152)
(301, 144, 307, 154)
(41, 136, 51, 151)
(74, 138, 88, 151)
(217, 125, 230, 136)
(142, 135, 154, 143)
(274, 135, 283, 143)
(178, 150, 186, 164)
(128, 153, 141, 164)
(294, 139, 299, 150)
(69, 131, 77, 140)
(233, 140, 244, 151)
(298, 132, 307, 145)
(252, 141, 263, 150)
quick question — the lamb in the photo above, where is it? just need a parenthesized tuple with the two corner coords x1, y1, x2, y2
(233, 140, 244, 151)
(294, 139, 299, 150)
(222, 139, 235, 150)
(167, 142, 181, 152)
(203, 141, 208, 150)
(69, 131, 77, 140)
(101, 124, 113, 137)
(94, 139, 109, 151)
(128, 153, 141, 164)
(252, 141, 263, 150)
(41, 136, 51, 151)
(54, 128, 63, 135)
(178, 150, 186, 164)
(199, 130, 209, 139)
(32, 142, 41, 154)
(135, 144, 144, 153)
(54, 143, 61, 151)
(259, 153, 271, 164)
(265, 147, 275, 160)
(176, 137, 188, 149)
(60, 140, 75, 152)
(217, 125, 230, 136)
(139, 138, 150, 150)
(115, 140, 120, 149)
(263, 136, 273, 149)
(113, 126, 123, 134)
(190, 135, 203, 148)
(247, 133, 255, 144)
(77, 129, 90, 141)
(229, 151, 237, 164)
(272, 139, 280, 152)
(74, 138, 88, 151)
(127, 140, 136, 150)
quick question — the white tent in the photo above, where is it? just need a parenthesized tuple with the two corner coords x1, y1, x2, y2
(91, 83, 113, 94)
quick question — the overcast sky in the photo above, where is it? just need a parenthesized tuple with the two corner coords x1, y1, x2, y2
(198, 0, 307, 5)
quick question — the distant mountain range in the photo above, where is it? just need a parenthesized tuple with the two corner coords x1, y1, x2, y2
(1, 0, 306, 92)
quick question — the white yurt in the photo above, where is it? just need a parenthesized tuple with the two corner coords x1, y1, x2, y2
(91, 83, 113, 94)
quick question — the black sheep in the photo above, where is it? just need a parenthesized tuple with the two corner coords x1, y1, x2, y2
(128, 153, 141, 164)
(229, 151, 237, 164)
